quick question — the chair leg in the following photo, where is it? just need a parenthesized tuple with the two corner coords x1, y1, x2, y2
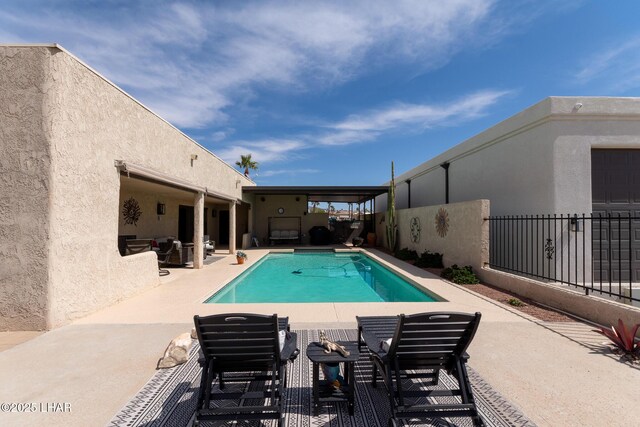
(203, 360, 215, 410)
(371, 360, 378, 387)
(455, 358, 484, 426)
(385, 368, 396, 417)
(218, 371, 225, 389)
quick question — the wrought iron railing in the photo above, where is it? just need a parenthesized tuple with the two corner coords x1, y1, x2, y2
(488, 213, 640, 304)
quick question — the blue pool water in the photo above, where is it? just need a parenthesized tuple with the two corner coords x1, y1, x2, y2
(205, 252, 440, 303)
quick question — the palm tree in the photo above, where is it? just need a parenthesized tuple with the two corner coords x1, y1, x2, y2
(235, 154, 258, 177)
(311, 201, 320, 213)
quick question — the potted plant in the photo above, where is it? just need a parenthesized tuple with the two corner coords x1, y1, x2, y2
(236, 251, 248, 264)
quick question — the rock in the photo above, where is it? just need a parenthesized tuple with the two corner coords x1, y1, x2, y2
(191, 327, 197, 339)
(157, 332, 193, 369)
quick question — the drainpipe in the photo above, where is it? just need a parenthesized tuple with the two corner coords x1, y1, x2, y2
(405, 179, 411, 209)
(441, 162, 450, 204)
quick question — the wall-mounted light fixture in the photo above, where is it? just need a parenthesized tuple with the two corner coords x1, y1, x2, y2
(570, 215, 581, 232)
(157, 203, 166, 215)
(191, 154, 198, 160)
(211, 209, 217, 218)
(260, 197, 266, 202)
(295, 196, 300, 202)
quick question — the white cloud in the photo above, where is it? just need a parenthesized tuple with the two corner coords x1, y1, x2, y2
(257, 169, 320, 178)
(220, 88, 511, 163)
(0, 1, 504, 128)
(212, 130, 234, 142)
(321, 90, 511, 145)
(576, 37, 640, 92)
(216, 139, 307, 164)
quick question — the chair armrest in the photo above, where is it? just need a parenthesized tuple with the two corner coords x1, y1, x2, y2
(280, 331, 299, 361)
(361, 329, 391, 361)
(198, 348, 206, 366)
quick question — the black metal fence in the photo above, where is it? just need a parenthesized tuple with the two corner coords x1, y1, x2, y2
(488, 213, 640, 304)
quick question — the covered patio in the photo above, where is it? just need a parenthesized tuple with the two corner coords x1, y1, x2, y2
(117, 161, 250, 268)
(243, 186, 388, 247)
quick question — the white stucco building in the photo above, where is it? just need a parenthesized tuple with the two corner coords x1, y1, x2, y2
(378, 96, 640, 287)
(381, 96, 640, 217)
(0, 45, 254, 331)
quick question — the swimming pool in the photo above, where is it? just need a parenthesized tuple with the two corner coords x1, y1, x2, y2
(205, 252, 441, 303)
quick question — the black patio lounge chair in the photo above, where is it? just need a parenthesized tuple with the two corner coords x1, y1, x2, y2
(357, 312, 484, 427)
(192, 313, 298, 427)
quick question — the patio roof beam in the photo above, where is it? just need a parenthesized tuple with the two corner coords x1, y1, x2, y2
(115, 160, 238, 202)
(243, 185, 387, 204)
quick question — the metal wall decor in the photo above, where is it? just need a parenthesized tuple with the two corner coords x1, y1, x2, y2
(435, 208, 449, 238)
(123, 197, 142, 226)
(409, 217, 421, 243)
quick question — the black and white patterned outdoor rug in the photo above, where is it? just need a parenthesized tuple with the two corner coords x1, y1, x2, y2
(108, 330, 536, 427)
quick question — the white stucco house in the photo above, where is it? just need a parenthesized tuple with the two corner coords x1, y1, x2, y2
(0, 45, 255, 331)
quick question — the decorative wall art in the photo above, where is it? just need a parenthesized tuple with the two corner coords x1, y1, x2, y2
(409, 217, 421, 243)
(435, 208, 449, 238)
(123, 197, 142, 226)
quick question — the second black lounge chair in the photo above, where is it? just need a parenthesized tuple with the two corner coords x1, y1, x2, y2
(358, 311, 484, 427)
(193, 313, 298, 427)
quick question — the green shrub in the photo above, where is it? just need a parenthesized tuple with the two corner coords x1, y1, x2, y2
(441, 264, 479, 284)
(414, 251, 444, 268)
(395, 247, 418, 261)
(508, 298, 524, 307)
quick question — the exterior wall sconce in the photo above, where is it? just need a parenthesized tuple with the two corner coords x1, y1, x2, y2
(157, 203, 166, 215)
(570, 215, 581, 232)
(260, 197, 266, 202)
(190, 154, 198, 160)
(211, 209, 217, 218)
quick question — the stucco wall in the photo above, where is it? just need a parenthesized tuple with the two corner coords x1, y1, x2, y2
(0, 47, 52, 330)
(482, 267, 640, 327)
(379, 97, 640, 216)
(118, 186, 200, 240)
(253, 195, 308, 245)
(380, 200, 489, 272)
(1, 45, 253, 329)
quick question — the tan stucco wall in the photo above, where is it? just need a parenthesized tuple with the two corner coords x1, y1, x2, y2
(0, 45, 253, 330)
(383, 200, 489, 272)
(0, 47, 51, 330)
(253, 195, 308, 245)
(117, 185, 214, 240)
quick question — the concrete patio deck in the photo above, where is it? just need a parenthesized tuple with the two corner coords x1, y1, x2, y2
(1, 248, 638, 426)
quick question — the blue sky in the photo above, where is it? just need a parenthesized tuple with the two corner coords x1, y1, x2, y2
(3, 1, 640, 185)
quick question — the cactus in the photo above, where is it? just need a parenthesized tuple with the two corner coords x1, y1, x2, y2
(386, 161, 397, 254)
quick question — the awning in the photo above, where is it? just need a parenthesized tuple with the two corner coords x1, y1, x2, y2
(242, 186, 387, 203)
(115, 160, 239, 203)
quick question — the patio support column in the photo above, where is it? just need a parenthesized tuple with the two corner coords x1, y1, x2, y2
(193, 191, 205, 269)
(229, 201, 237, 254)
